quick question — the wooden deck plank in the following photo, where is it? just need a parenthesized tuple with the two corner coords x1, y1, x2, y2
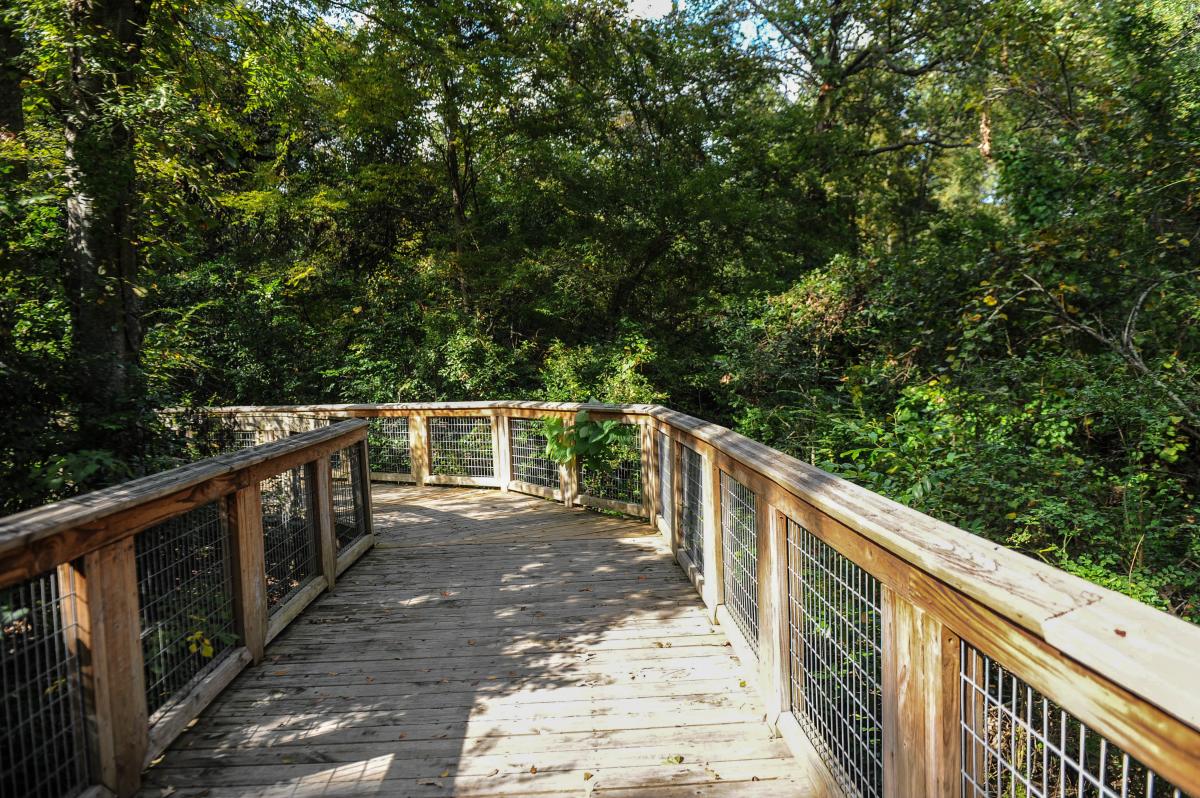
(141, 485, 813, 796)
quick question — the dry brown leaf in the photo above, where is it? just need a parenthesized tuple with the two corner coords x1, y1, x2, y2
(529, 766, 538, 774)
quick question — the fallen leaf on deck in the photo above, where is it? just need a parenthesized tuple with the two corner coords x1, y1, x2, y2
(529, 766, 538, 774)
(584, 772, 594, 781)
(664, 755, 684, 764)
(439, 769, 450, 777)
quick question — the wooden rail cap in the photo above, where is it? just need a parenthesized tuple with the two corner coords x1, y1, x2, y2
(0, 420, 368, 590)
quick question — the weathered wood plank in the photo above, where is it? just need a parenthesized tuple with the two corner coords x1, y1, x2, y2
(75, 538, 149, 797)
(141, 485, 814, 796)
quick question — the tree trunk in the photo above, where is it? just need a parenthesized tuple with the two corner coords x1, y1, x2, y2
(64, 0, 150, 458)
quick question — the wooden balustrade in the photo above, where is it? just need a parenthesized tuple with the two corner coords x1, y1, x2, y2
(0, 422, 374, 798)
(180, 401, 1200, 797)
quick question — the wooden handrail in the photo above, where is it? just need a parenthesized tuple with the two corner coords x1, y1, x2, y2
(183, 401, 1200, 796)
(0, 421, 367, 590)
(0, 420, 375, 797)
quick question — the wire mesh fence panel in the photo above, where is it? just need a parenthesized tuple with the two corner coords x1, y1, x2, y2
(680, 444, 704, 571)
(1, 570, 90, 798)
(720, 472, 759, 652)
(368, 417, 411, 475)
(657, 431, 672, 529)
(785, 516, 883, 798)
(509, 419, 558, 488)
(232, 428, 258, 451)
(579, 423, 642, 505)
(961, 641, 1185, 798)
(135, 502, 237, 719)
(260, 466, 318, 612)
(429, 416, 494, 478)
(331, 445, 369, 553)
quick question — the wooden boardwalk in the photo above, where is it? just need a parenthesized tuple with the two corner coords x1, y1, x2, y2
(141, 485, 813, 797)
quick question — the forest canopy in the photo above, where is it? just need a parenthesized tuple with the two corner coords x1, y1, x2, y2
(1, 0, 1198, 620)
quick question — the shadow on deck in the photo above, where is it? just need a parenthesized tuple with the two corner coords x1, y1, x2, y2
(140, 485, 812, 797)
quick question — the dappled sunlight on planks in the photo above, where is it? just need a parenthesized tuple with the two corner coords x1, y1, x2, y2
(140, 485, 813, 797)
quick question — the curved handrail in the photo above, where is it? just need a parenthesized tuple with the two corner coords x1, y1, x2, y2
(182, 400, 1200, 794)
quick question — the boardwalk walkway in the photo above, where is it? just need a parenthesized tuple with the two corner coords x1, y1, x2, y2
(141, 485, 813, 797)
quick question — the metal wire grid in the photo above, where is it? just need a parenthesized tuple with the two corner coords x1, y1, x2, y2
(135, 502, 237, 718)
(679, 444, 704, 571)
(720, 472, 759, 653)
(785, 516, 883, 798)
(1, 570, 90, 798)
(368, 417, 411, 475)
(509, 419, 558, 488)
(429, 416, 495, 478)
(579, 423, 643, 505)
(960, 641, 1184, 798)
(232, 428, 258, 451)
(260, 466, 319, 612)
(331, 445, 369, 553)
(657, 431, 672, 529)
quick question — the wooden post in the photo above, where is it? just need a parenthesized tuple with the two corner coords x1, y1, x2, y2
(356, 437, 375, 544)
(641, 422, 657, 523)
(882, 586, 961, 797)
(495, 414, 511, 492)
(671, 439, 683, 553)
(701, 453, 722, 619)
(560, 458, 579, 508)
(310, 457, 336, 589)
(410, 415, 430, 486)
(228, 484, 267, 664)
(69, 538, 149, 797)
(758, 503, 787, 724)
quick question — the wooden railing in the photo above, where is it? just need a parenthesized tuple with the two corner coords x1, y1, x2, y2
(185, 402, 1200, 798)
(0, 421, 373, 798)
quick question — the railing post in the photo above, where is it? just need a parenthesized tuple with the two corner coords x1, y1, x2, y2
(641, 422, 657, 522)
(356, 436, 375, 544)
(560, 457, 579, 508)
(758, 504, 787, 724)
(228, 484, 267, 664)
(882, 586, 961, 797)
(310, 457, 336, 589)
(410, 414, 430, 486)
(69, 539, 149, 797)
(494, 413, 511, 492)
(671, 439, 683, 553)
(701, 453, 722, 619)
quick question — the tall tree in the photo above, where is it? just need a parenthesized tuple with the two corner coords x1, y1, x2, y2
(63, 0, 152, 456)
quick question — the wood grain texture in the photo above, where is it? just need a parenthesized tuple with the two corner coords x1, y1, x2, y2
(0, 422, 367, 589)
(229, 485, 268, 663)
(881, 589, 959, 798)
(310, 458, 337, 589)
(76, 539, 149, 797)
(141, 484, 817, 797)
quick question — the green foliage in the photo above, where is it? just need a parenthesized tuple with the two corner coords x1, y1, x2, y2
(2, 0, 1198, 621)
(540, 410, 622, 466)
